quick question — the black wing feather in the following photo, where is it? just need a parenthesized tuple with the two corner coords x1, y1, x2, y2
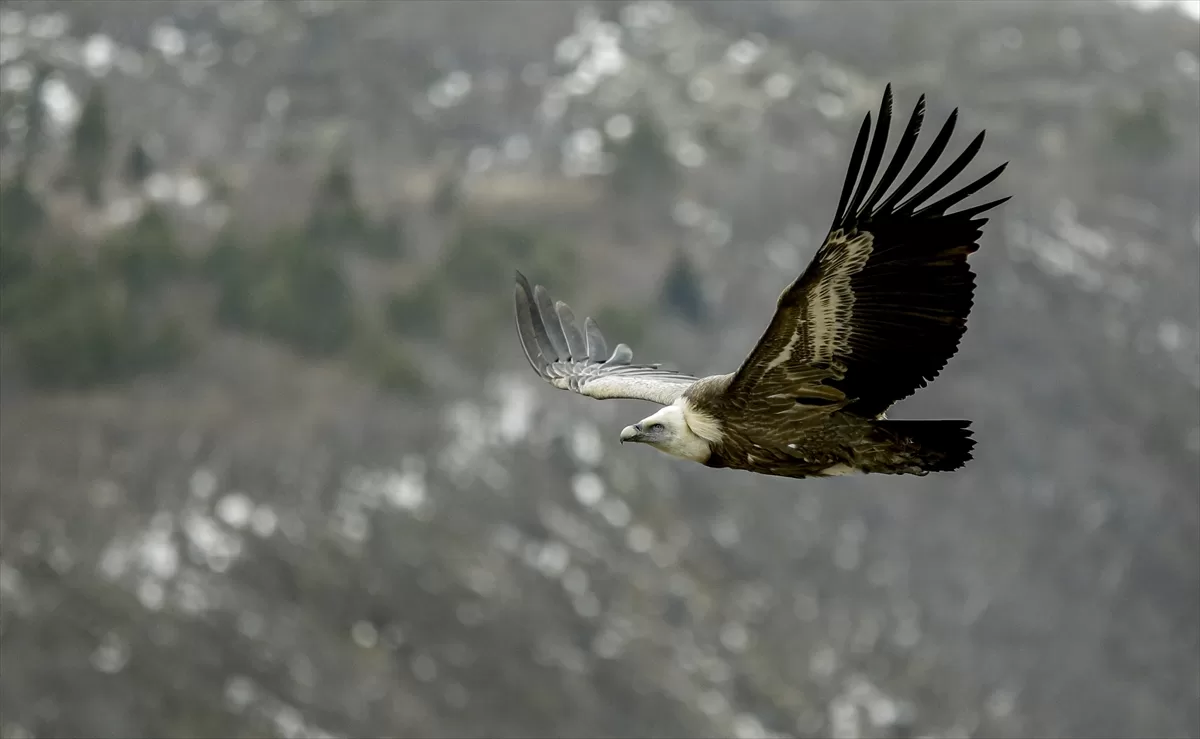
(874, 108, 958, 216)
(825, 90, 1009, 416)
(896, 130, 985, 215)
(846, 84, 893, 218)
(916, 162, 1008, 218)
(833, 113, 873, 225)
(952, 195, 1013, 222)
(863, 94, 925, 216)
(723, 86, 1009, 419)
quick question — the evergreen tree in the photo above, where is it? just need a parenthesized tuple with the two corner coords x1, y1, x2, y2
(4, 249, 187, 388)
(0, 179, 46, 256)
(256, 232, 356, 356)
(386, 281, 445, 339)
(608, 112, 678, 203)
(660, 250, 707, 325)
(0, 183, 41, 304)
(124, 140, 154, 187)
(215, 229, 356, 357)
(102, 204, 184, 294)
(1111, 89, 1172, 164)
(430, 170, 462, 218)
(69, 85, 113, 206)
(18, 64, 53, 184)
(307, 153, 367, 246)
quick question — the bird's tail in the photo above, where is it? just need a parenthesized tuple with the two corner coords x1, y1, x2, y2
(866, 419, 975, 474)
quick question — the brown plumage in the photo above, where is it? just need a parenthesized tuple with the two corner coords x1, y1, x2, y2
(514, 85, 1009, 479)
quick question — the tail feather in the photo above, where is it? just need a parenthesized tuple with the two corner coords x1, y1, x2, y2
(868, 419, 975, 474)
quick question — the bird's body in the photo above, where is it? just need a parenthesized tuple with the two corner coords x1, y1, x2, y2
(514, 85, 1009, 480)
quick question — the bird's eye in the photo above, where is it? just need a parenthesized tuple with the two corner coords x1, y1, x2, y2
(647, 423, 664, 432)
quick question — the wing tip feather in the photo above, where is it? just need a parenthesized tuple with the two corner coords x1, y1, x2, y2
(513, 284, 697, 404)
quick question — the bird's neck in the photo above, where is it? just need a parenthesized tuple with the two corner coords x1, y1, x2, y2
(658, 398, 721, 463)
(652, 428, 712, 464)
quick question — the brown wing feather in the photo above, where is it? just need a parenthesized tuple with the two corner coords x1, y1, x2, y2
(721, 85, 1009, 418)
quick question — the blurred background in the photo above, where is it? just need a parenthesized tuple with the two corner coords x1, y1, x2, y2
(1, 1, 1198, 737)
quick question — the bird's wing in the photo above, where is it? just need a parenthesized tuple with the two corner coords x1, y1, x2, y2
(514, 272, 698, 406)
(724, 84, 1009, 418)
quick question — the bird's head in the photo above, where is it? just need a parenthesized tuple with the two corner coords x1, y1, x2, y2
(620, 405, 686, 451)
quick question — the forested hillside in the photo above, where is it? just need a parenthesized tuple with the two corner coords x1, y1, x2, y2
(1, 2, 1197, 738)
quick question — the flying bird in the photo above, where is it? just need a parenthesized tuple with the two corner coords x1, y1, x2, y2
(513, 85, 1008, 479)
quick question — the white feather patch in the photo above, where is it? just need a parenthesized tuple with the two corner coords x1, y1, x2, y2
(820, 463, 860, 476)
(764, 329, 801, 372)
(678, 398, 724, 444)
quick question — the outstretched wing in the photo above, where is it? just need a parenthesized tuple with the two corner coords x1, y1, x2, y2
(725, 84, 1009, 418)
(514, 271, 698, 406)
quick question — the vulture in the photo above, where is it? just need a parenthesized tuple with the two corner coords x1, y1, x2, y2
(513, 85, 1008, 479)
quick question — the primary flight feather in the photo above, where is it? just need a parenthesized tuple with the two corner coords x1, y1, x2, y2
(514, 85, 1009, 479)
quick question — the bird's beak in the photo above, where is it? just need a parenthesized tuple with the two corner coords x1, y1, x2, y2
(620, 425, 640, 443)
